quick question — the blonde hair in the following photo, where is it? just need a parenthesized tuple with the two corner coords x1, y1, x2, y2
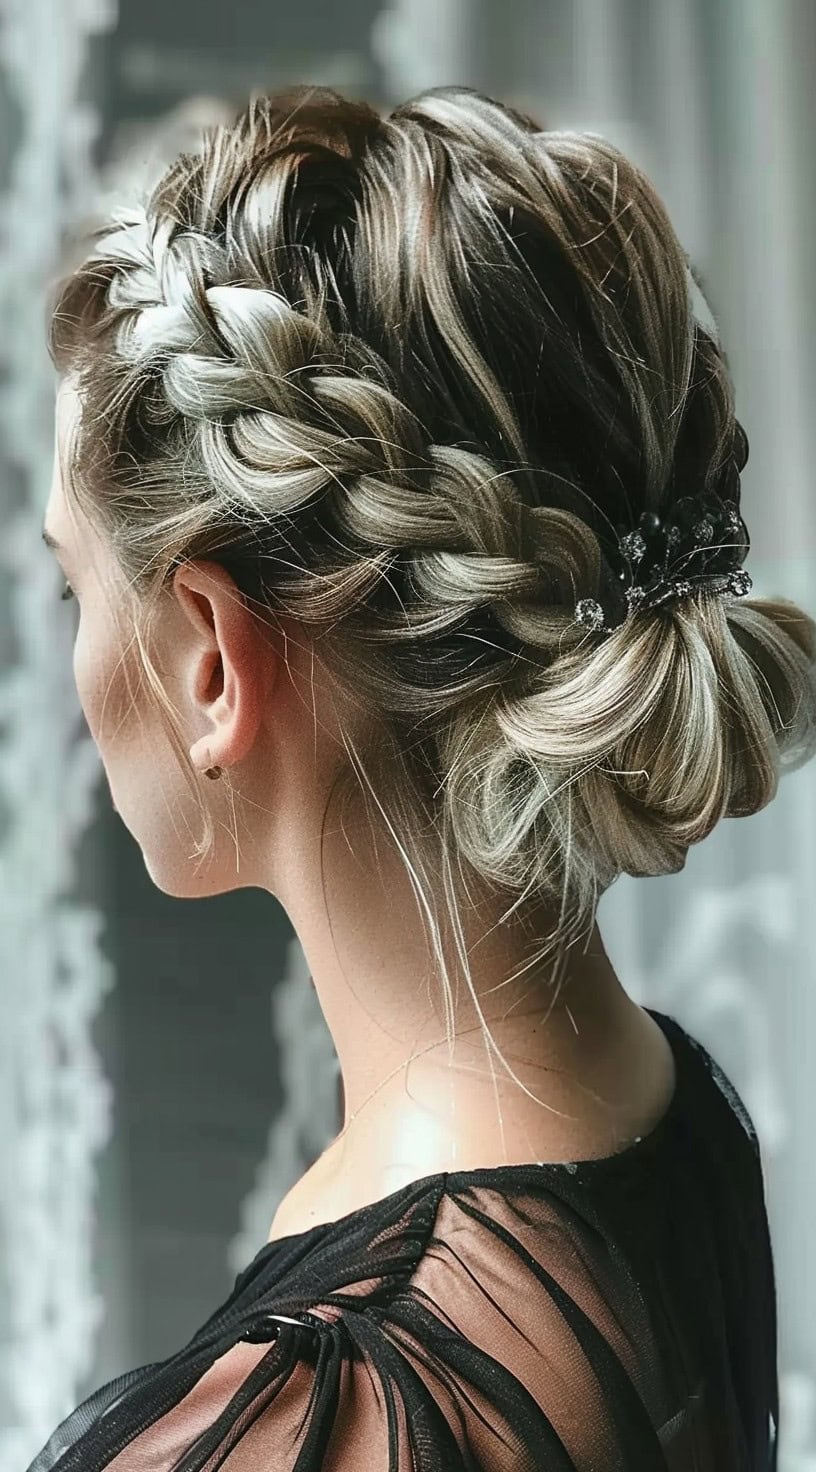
(48, 84, 816, 1096)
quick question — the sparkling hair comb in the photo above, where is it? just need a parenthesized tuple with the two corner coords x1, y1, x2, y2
(574, 491, 752, 636)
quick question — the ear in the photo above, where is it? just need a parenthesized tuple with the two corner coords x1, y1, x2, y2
(172, 560, 277, 773)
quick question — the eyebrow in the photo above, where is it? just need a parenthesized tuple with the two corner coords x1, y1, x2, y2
(42, 526, 64, 553)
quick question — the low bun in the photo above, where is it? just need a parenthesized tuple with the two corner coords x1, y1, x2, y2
(441, 591, 816, 926)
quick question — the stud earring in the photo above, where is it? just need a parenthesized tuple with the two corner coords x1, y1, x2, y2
(200, 750, 223, 780)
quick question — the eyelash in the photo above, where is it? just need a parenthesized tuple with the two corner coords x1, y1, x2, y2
(60, 581, 75, 602)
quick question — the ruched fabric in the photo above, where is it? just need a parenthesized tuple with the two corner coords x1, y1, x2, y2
(27, 1009, 778, 1471)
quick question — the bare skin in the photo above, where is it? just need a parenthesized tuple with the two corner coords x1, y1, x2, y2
(45, 377, 676, 1249)
(266, 997, 676, 1241)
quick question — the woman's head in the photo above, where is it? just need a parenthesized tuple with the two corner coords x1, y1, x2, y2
(45, 83, 816, 1020)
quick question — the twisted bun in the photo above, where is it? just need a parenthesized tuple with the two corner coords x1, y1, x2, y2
(49, 83, 816, 959)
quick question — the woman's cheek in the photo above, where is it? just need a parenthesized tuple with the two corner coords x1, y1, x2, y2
(72, 622, 96, 740)
(72, 614, 117, 752)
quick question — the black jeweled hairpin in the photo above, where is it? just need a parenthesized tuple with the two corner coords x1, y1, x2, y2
(574, 491, 753, 636)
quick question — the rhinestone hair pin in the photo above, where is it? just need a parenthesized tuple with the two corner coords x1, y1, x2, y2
(574, 491, 753, 636)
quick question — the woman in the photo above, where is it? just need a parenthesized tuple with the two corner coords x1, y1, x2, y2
(32, 83, 816, 1470)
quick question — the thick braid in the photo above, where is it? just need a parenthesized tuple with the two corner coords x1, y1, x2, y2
(95, 203, 603, 657)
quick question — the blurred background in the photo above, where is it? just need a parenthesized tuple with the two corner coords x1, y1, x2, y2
(1, 1, 814, 1467)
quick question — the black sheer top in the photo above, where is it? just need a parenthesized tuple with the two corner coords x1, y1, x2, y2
(26, 1008, 779, 1471)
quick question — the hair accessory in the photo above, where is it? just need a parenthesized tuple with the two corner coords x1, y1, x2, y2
(204, 765, 223, 780)
(574, 490, 752, 636)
